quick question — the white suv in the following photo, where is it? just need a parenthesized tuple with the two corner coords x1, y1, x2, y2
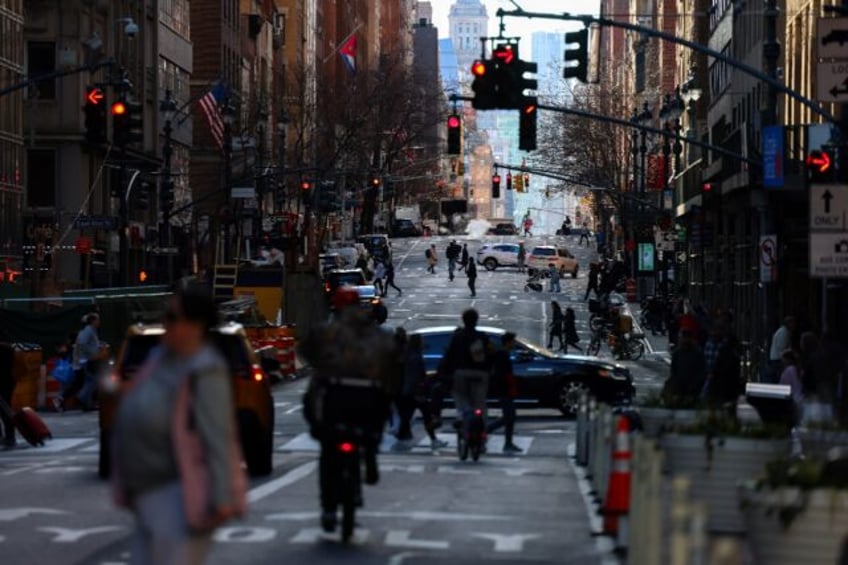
(527, 245, 579, 278)
(476, 243, 520, 271)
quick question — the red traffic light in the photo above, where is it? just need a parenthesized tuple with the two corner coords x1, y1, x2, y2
(371, 177, 381, 187)
(111, 101, 127, 116)
(447, 115, 461, 129)
(492, 174, 501, 184)
(493, 46, 515, 65)
(471, 60, 487, 77)
(806, 150, 832, 174)
(86, 87, 104, 106)
(523, 103, 537, 114)
(702, 182, 714, 192)
(300, 181, 311, 190)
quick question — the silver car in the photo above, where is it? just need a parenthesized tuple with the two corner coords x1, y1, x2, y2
(476, 243, 521, 271)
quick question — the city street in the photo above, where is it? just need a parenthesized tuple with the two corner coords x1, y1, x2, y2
(0, 234, 667, 565)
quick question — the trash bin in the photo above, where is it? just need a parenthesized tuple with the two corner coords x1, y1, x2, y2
(8, 343, 43, 411)
(745, 382, 794, 427)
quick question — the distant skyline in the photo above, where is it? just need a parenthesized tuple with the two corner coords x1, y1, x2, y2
(430, 0, 599, 48)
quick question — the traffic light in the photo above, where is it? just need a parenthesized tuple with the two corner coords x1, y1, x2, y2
(134, 180, 151, 210)
(563, 28, 589, 82)
(510, 59, 538, 108)
(383, 180, 396, 202)
(112, 99, 128, 145)
(370, 176, 382, 189)
(519, 101, 538, 151)
(514, 172, 524, 192)
(138, 269, 148, 283)
(84, 86, 107, 143)
(447, 114, 462, 155)
(524, 173, 531, 189)
(492, 174, 501, 199)
(506, 172, 513, 190)
(112, 96, 143, 146)
(125, 98, 143, 144)
(806, 148, 836, 183)
(471, 59, 497, 110)
(160, 179, 175, 215)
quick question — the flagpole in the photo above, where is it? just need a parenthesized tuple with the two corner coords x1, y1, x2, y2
(322, 23, 363, 64)
(177, 76, 224, 125)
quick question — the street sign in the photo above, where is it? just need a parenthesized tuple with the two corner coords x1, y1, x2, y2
(762, 126, 784, 188)
(816, 61, 848, 103)
(676, 251, 687, 264)
(760, 235, 777, 283)
(810, 232, 848, 278)
(231, 187, 255, 199)
(74, 215, 119, 230)
(146, 246, 179, 255)
(810, 184, 848, 231)
(654, 230, 677, 251)
(817, 18, 848, 60)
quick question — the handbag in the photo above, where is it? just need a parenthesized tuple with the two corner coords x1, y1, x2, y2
(50, 359, 74, 384)
(174, 371, 248, 532)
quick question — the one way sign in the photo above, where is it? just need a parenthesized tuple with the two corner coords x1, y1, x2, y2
(810, 184, 848, 231)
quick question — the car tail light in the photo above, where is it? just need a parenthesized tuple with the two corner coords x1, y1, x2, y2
(339, 442, 356, 453)
(473, 409, 483, 416)
(324, 282, 331, 293)
(597, 369, 611, 378)
(251, 365, 265, 382)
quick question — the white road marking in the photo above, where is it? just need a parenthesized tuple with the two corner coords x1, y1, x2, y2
(268, 510, 509, 522)
(471, 533, 541, 552)
(274, 401, 291, 408)
(0, 507, 69, 521)
(388, 552, 421, 565)
(214, 526, 277, 543)
(37, 526, 123, 543)
(1, 438, 93, 456)
(437, 466, 480, 475)
(34, 466, 87, 474)
(246, 461, 317, 504)
(290, 527, 371, 544)
(284, 405, 302, 415)
(385, 530, 449, 550)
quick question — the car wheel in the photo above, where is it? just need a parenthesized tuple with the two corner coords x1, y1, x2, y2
(239, 411, 273, 477)
(571, 267, 579, 279)
(483, 258, 498, 271)
(558, 380, 590, 416)
(527, 268, 536, 277)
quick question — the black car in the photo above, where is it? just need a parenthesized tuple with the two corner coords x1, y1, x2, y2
(390, 219, 422, 238)
(411, 326, 634, 415)
(487, 223, 519, 236)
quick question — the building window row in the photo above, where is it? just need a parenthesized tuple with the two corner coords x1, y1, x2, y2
(709, 0, 732, 32)
(26, 41, 55, 100)
(708, 43, 731, 101)
(159, 0, 190, 38)
(160, 56, 190, 107)
(0, 14, 23, 72)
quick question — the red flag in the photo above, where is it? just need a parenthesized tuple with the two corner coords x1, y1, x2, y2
(339, 34, 356, 75)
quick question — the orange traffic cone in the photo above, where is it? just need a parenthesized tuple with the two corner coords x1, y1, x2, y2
(602, 415, 632, 536)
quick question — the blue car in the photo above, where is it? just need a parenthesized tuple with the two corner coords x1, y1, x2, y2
(411, 326, 634, 416)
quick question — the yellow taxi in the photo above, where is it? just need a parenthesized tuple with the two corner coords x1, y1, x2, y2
(98, 322, 275, 478)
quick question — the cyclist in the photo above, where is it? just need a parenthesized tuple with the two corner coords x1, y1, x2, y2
(440, 309, 493, 436)
(299, 287, 396, 533)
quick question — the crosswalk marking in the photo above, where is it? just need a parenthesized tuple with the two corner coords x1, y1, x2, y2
(278, 432, 534, 455)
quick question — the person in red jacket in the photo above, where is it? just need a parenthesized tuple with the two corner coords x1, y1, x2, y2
(487, 332, 521, 453)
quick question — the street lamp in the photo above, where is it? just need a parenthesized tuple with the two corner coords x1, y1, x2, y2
(659, 87, 685, 196)
(632, 103, 652, 193)
(159, 89, 177, 280)
(222, 101, 236, 262)
(680, 70, 703, 164)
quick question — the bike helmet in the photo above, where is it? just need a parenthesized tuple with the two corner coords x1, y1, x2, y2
(332, 286, 360, 311)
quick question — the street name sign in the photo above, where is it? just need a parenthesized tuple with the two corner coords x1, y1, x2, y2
(74, 215, 119, 231)
(816, 19, 848, 103)
(810, 184, 848, 231)
(810, 232, 848, 278)
(231, 187, 255, 199)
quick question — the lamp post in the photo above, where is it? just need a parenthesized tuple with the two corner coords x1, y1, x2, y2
(680, 70, 703, 165)
(659, 87, 684, 206)
(159, 89, 177, 281)
(222, 101, 236, 263)
(635, 102, 652, 193)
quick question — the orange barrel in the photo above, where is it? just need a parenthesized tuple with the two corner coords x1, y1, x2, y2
(276, 336, 296, 376)
(625, 278, 637, 303)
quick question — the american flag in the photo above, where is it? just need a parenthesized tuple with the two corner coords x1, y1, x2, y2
(198, 81, 227, 150)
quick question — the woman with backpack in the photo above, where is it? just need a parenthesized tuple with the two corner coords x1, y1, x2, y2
(563, 307, 583, 353)
(548, 301, 565, 350)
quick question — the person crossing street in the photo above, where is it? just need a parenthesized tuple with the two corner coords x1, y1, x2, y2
(383, 261, 402, 297)
(488, 332, 522, 453)
(446, 240, 461, 282)
(466, 256, 478, 298)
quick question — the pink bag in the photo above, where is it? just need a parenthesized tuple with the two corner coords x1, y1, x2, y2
(172, 372, 247, 532)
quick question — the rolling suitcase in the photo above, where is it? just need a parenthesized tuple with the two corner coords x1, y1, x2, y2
(13, 407, 51, 446)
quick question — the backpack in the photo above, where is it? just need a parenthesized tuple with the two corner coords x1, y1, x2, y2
(469, 337, 487, 364)
(425, 249, 432, 259)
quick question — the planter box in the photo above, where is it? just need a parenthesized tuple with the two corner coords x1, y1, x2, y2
(798, 429, 848, 459)
(740, 485, 848, 565)
(637, 408, 701, 437)
(659, 434, 789, 533)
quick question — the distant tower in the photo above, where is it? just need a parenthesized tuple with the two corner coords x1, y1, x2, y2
(448, 0, 488, 88)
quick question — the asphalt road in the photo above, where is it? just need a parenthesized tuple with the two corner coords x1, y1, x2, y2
(0, 233, 668, 565)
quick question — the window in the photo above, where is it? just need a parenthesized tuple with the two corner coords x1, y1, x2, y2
(708, 43, 731, 100)
(26, 149, 55, 207)
(26, 42, 55, 99)
(635, 48, 645, 92)
(160, 0, 190, 38)
(159, 57, 190, 107)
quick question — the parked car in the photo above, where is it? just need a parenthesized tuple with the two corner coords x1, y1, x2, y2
(476, 243, 520, 271)
(98, 323, 275, 479)
(390, 219, 422, 238)
(526, 245, 579, 278)
(324, 268, 368, 297)
(326, 241, 364, 267)
(410, 326, 633, 415)
(487, 223, 519, 236)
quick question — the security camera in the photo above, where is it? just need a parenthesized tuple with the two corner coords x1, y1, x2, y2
(124, 20, 139, 38)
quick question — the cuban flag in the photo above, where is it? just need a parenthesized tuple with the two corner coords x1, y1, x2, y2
(339, 34, 357, 75)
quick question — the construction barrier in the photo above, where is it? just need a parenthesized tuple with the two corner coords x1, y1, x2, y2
(602, 416, 632, 537)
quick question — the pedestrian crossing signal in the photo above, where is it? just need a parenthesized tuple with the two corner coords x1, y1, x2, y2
(138, 269, 148, 283)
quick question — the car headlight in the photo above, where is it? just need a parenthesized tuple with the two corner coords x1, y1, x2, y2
(597, 369, 611, 378)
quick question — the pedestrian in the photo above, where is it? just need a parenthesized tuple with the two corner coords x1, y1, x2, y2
(383, 261, 402, 297)
(584, 262, 600, 300)
(662, 328, 706, 403)
(397, 334, 448, 450)
(112, 284, 247, 565)
(373, 260, 386, 296)
(390, 328, 408, 440)
(488, 332, 522, 453)
(440, 309, 492, 429)
(446, 240, 461, 281)
(548, 263, 561, 293)
(579, 221, 590, 246)
(768, 317, 795, 383)
(548, 301, 565, 350)
(458, 243, 469, 272)
(55, 313, 108, 412)
(466, 256, 478, 298)
(517, 242, 527, 273)
(523, 217, 533, 237)
(563, 307, 583, 353)
(702, 322, 741, 411)
(425, 244, 438, 274)
(779, 349, 804, 424)
(0, 339, 15, 448)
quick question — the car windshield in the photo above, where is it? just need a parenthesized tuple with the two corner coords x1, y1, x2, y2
(533, 248, 555, 256)
(332, 272, 365, 286)
(120, 333, 251, 378)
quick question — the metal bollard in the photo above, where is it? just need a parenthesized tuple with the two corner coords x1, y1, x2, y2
(585, 397, 598, 472)
(576, 392, 588, 465)
(670, 476, 692, 565)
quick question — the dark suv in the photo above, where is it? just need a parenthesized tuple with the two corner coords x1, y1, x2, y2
(98, 323, 275, 478)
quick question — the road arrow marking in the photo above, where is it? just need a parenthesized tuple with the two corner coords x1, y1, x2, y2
(38, 526, 123, 543)
(385, 530, 449, 550)
(0, 508, 68, 522)
(213, 526, 277, 543)
(471, 533, 541, 552)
